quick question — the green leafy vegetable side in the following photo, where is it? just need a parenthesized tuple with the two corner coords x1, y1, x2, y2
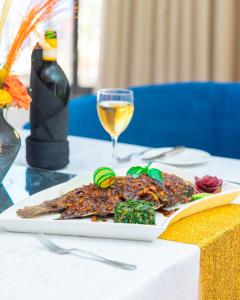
(114, 199, 155, 225)
(127, 162, 163, 182)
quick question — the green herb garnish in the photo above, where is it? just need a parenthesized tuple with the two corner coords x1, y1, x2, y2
(114, 199, 155, 225)
(127, 162, 163, 182)
(191, 193, 211, 201)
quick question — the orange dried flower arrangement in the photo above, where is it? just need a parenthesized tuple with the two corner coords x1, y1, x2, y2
(0, 0, 62, 110)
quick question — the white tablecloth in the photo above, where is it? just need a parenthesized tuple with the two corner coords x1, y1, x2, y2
(0, 229, 199, 300)
(1, 129, 240, 300)
(16, 130, 240, 183)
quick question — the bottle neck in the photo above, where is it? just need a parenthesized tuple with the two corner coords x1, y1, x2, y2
(42, 48, 57, 61)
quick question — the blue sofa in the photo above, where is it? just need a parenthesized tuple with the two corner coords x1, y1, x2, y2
(25, 82, 240, 159)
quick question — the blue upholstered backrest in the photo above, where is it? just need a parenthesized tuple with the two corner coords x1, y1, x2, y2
(25, 82, 240, 158)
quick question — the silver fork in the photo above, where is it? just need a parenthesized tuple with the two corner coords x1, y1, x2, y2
(117, 147, 151, 163)
(37, 233, 137, 271)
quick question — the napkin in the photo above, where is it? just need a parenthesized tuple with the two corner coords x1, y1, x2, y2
(26, 45, 69, 170)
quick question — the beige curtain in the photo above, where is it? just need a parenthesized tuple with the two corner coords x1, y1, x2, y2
(97, 0, 240, 88)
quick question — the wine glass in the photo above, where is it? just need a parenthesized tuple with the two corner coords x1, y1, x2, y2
(97, 88, 134, 166)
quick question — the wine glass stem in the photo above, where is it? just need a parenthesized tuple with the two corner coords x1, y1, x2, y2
(112, 136, 118, 167)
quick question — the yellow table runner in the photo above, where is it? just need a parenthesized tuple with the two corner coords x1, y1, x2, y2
(161, 204, 240, 300)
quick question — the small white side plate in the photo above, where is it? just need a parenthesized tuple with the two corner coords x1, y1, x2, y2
(142, 147, 211, 166)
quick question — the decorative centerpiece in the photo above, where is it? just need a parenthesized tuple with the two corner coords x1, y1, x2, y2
(0, 0, 62, 181)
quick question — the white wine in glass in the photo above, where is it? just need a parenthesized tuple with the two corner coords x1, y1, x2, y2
(97, 89, 134, 165)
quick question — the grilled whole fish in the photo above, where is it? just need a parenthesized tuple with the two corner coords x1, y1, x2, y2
(17, 173, 194, 219)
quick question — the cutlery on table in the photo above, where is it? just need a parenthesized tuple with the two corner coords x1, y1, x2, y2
(117, 147, 152, 163)
(117, 146, 185, 163)
(37, 233, 137, 271)
(142, 146, 186, 161)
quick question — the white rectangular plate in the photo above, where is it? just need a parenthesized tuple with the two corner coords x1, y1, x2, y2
(0, 163, 240, 241)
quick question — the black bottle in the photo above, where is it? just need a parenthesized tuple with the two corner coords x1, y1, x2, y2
(39, 30, 70, 106)
(26, 30, 70, 170)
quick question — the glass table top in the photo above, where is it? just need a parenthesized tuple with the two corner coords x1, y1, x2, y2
(0, 165, 76, 213)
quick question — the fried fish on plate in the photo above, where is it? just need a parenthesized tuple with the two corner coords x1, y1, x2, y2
(17, 173, 194, 219)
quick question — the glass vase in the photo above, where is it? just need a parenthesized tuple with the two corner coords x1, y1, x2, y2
(0, 109, 21, 182)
